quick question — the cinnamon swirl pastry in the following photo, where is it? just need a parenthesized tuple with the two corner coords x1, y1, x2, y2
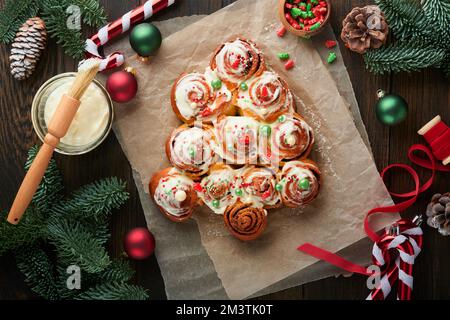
(166, 123, 217, 178)
(278, 160, 321, 207)
(149, 168, 198, 222)
(210, 38, 265, 90)
(238, 166, 281, 209)
(196, 164, 239, 214)
(214, 116, 260, 165)
(223, 202, 268, 241)
(171, 68, 234, 123)
(259, 113, 314, 164)
(236, 71, 295, 122)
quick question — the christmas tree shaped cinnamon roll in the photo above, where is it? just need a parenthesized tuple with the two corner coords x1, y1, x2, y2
(166, 123, 217, 178)
(214, 116, 260, 165)
(149, 168, 198, 222)
(236, 71, 295, 123)
(195, 164, 239, 214)
(171, 68, 234, 124)
(223, 202, 268, 241)
(238, 166, 281, 209)
(210, 38, 265, 90)
(278, 160, 321, 207)
(259, 113, 314, 164)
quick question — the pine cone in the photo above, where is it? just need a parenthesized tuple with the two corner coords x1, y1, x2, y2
(10, 17, 47, 81)
(426, 193, 450, 236)
(341, 5, 389, 54)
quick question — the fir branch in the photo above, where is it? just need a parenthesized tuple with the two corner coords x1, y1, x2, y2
(0, 0, 39, 44)
(50, 177, 129, 222)
(364, 42, 447, 74)
(47, 218, 111, 273)
(71, 0, 107, 27)
(26, 145, 64, 212)
(15, 244, 60, 300)
(375, 0, 433, 43)
(99, 259, 135, 283)
(41, 0, 85, 59)
(0, 209, 47, 256)
(422, 0, 450, 48)
(76, 282, 148, 300)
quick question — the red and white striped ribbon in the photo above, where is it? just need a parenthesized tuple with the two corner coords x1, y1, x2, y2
(84, 0, 175, 71)
(367, 220, 423, 300)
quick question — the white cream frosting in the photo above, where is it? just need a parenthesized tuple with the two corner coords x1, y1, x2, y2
(237, 71, 294, 120)
(154, 170, 195, 217)
(174, 68, 231, 122)
(44, 80, 109, 147)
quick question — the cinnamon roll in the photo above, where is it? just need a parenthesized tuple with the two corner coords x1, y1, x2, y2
(149, 168, 198, 222)
(214, 116, 260, 165)
(223, 202, 268, 241)
(210, 38, 265, 90)
(278, 160, 321, 207)
(238, 166, 281, 209)
(236, 71, 295, 122)
(196, 164, 239, 214)
(171, 68, 234, 124)
(166, 123, 217, 178)
(259, 113, 314, 164)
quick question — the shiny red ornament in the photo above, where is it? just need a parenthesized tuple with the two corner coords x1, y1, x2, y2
(106, 68, 138, 103)
(124, 227, 155, 260)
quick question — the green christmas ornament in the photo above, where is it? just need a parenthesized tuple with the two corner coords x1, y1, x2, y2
(375, 90, 408, 126)
(129, 23, 162, 57)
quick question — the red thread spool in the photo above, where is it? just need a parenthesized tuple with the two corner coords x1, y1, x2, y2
(418, 115, 450, 165)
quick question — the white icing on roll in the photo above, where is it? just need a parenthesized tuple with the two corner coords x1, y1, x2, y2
(169, 126, 215, 175)
(154, 171, 195, 217)
(279, 161, 319, 206)
(174, 69, 231, 122)
(197, 167, 239, 214)
(237, 71, 294, 120)
(239, 166, 280, 208)
(214, 116, 260, 164)
(213, 39, 261, 84)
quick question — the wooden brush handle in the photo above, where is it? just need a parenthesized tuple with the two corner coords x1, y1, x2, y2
(7, 95, 80, 224)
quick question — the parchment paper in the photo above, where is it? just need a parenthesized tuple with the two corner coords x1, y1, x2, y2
(99, 0, 398, 299)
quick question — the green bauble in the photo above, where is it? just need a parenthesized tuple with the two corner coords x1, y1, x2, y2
(129, 23, 162, 57)
(375, 90, 408, 126)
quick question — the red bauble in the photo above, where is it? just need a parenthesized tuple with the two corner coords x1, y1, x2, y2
(106, 68, 138, 103)
(124, 228, 155, 260)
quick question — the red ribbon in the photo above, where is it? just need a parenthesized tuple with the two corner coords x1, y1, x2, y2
(298, 144, 449, 278)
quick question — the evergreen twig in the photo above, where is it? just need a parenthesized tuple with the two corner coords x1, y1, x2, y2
(15, 244, 60, 300)
(0, 0, 39, 44)
(47, 218, 111, 273)
(71, 0, 107, 27)
(364, 42, 447, 74)
(76, 282, 149, 300)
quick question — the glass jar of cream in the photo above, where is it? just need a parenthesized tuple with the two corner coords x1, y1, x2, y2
(32, 73, 114, 155)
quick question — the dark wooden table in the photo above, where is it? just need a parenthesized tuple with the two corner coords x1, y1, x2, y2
(0, 0, 448, 300)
